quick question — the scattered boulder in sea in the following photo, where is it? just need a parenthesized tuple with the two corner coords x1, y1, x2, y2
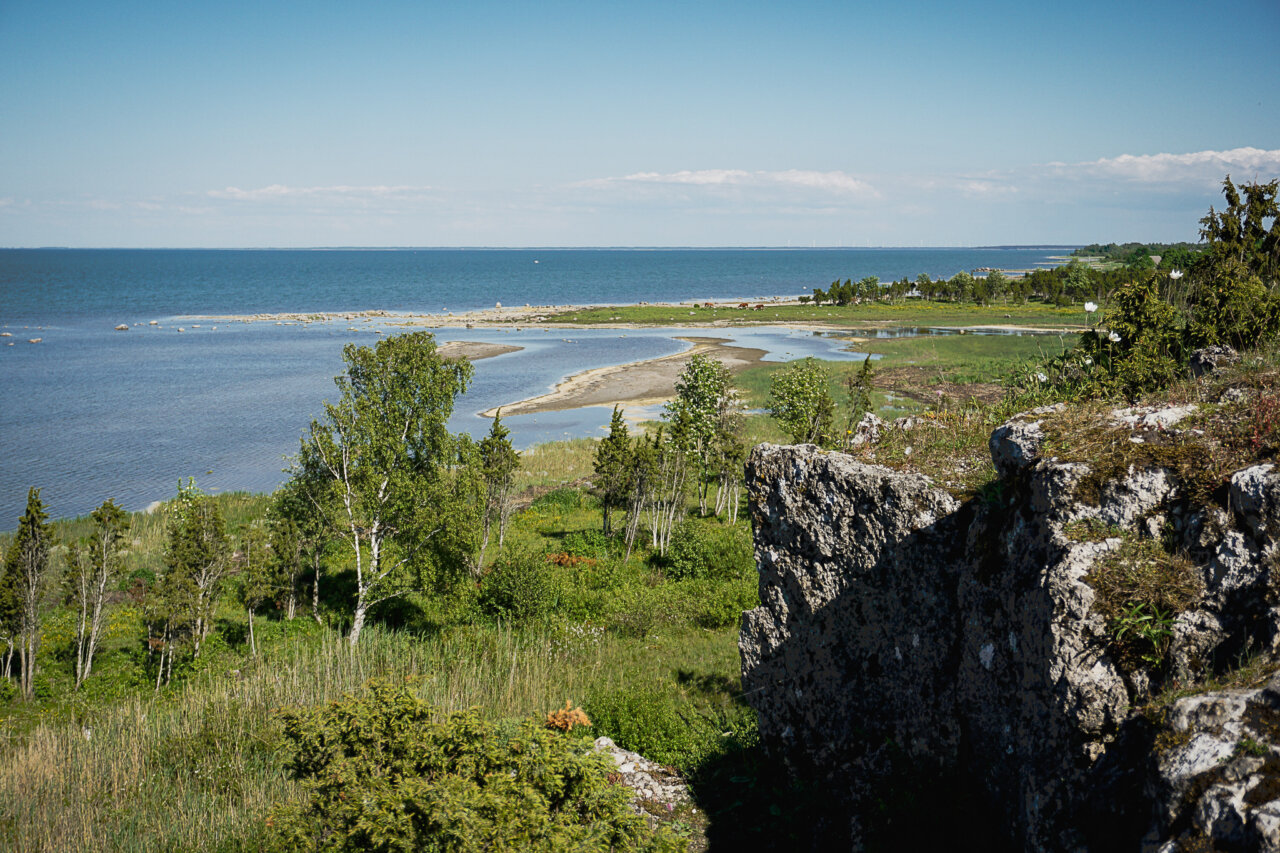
(114, 324, 128, 331)
(149, 320, 158, 325)
(28, 338, 42, 344)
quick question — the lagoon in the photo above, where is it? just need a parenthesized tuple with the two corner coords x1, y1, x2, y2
(0, 247, 1068, 522)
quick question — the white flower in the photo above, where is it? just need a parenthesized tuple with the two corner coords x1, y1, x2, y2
(1169, 269, 1183, 280)
(1084, 301, 1098, 313)
(1083, 357, 1093, 366)
(1108, 331, 1122, 343)
(1036, 372, 1048, 383)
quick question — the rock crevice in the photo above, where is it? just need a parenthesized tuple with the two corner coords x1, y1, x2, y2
(741, 423, 1280, 851)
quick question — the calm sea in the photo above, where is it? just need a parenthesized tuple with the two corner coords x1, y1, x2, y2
(0, 247, 1069, 523)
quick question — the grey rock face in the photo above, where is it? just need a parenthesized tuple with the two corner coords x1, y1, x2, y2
(848, 411, 885, 447)
(742, 415, 1280, 851)
(1150, 676, 1280, 851)
(988, 404, 1063, 478)
(1232, 465, 1280, 545)
(1190, 345, 1241, 377)
(592, 736, 691, 825)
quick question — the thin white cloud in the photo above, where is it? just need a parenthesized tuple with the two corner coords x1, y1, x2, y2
(207, 184, 434, 201)
(579, 168, 878, 197)
(1045, 147, 1280, 184)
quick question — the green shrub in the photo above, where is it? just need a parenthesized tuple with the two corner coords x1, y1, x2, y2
(686, 576, 759, 629)
(479, 547, 561, 623)
(270, 681, 683, 852)
(560, 528, 618, 559)
(663, 520, 754, 582)
(1188, 262, 1280, 349)
(586, 684, 722, 773)
(530, 488, 595, 513)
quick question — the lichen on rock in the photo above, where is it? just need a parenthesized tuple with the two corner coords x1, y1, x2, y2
(741, 409, 1280, 851)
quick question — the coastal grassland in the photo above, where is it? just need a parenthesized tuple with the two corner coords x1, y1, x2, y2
(0, 321, 1105, 851)
(731, 329, 1069, 423)
(545, 299, 1087, 329)
(0, 619, 745, 852)
(513, 437, 600, 491)
(0, 474, 759, 851)
(850, 330, 1074, 385)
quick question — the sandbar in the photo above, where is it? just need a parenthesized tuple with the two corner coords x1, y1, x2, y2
(481, 336, 766, 418)
(436, 341, 523, 361)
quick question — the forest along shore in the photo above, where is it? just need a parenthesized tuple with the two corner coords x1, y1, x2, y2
(479, 336, 766, 418)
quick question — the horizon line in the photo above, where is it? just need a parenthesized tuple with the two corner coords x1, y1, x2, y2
(3, 244, 1090, 251)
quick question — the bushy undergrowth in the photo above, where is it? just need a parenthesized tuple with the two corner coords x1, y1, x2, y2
(1, 469, 761, 852)
(270, 682, 683, 852)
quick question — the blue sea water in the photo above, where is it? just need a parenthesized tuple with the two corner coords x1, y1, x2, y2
(0, 247, 1070, 523)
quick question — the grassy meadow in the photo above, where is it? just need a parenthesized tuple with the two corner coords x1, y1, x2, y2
(545, 298, 1088, 329)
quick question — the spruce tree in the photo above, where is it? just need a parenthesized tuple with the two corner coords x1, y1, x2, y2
(593, 407, 632, 536)
(2, 488, 53, 700)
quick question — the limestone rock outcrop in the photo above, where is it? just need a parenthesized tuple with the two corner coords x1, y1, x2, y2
(741, 419, 1280, 851)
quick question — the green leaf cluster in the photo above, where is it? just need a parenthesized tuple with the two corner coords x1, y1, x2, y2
(766, 357, 836, 446)
(270, 681, 683, 852)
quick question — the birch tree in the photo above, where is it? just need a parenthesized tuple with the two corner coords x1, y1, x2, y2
(164, 480, 231, 657)
(271, 475, 333, 623)
(664, 354, 741, 516)
(295, 332, 479, 645)
(238, 522, 272, 657)
(477, 410, 519, 569)
(767, 357, 836, 447)
(69, 498, 128, 690)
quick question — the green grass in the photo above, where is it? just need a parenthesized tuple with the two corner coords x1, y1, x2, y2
(855, 330, 1075, 384)
(514, 437, 601, 492)
(0, 466, 763, 852)
(0, 610, 747, 852)
(544, 299, 1088, 329)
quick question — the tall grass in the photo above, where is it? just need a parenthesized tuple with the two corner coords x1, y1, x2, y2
(0, 619, 741, 852)
(514, 437, 600, 491)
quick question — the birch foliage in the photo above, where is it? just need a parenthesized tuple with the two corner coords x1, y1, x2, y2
(294, 332, 480, 645)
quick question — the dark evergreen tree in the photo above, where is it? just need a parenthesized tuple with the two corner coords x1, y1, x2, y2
(2, 489, 53, 700)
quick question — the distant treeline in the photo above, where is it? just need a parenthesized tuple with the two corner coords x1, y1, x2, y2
(805, 261, 1143, 307)
(1072, 241, 1206, 271)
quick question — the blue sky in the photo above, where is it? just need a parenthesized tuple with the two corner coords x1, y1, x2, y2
(1, 0, 1277, 247)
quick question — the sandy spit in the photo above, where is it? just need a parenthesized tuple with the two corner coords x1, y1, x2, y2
(436, 341, 524, 361)
(481, 336, 766, 418)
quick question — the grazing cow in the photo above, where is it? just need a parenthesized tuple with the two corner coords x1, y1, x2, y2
(703, 302, 714, 309)
(752, 304, 764, 311)
(738, 302, 749, 309)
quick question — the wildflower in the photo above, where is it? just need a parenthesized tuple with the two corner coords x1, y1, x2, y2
(1036, 372, 1048, 383)
(1169, 269, 1183, 280)
(1108, 331, 1121, 343)
(1084, 301, 1098, 313)
(1083, 356, 1093, 366)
